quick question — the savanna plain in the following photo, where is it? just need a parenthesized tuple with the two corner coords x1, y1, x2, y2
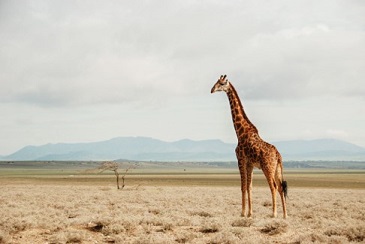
(0, 162, 364, 244)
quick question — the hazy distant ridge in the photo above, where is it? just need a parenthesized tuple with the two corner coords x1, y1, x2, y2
(2, 137, 365, 161)
(274, 139, 365, 160)
(3, 137, 235, 161)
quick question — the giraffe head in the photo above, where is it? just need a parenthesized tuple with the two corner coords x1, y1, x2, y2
(211, 75, 230, 93)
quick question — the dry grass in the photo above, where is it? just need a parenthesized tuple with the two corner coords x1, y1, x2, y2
(2, 169, 365, 189)
(1, 183, 364, 243)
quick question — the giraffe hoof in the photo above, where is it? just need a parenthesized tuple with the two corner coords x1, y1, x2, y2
(241, 213, 246, 217)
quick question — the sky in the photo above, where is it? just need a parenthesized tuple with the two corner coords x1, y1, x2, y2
(0, 0, 364, 155)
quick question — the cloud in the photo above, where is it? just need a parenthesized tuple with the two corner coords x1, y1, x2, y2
(0, 0, 364, 155)
(0, 0, 364, 108)
(231, 24, 365, 100)
(326, 129, 349, 140)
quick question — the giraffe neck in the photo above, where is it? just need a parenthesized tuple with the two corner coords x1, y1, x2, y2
(226, 84, 258, 139)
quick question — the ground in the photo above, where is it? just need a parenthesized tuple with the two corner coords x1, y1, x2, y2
(1, 174, 364, 243)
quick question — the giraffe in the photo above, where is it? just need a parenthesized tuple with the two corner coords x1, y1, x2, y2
(211, 75, 287, 218)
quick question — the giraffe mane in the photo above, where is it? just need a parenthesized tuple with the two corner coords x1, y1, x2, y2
(229, 84, 258, 134)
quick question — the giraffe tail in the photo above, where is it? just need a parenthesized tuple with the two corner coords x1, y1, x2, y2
(282, 180, 288, 200)
(278, 152, 288, 200)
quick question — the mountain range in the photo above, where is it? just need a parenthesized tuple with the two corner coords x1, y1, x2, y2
(1, 137, 365, 161)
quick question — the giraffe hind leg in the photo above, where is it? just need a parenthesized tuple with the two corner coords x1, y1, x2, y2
(263, 168, 278, 218)
(275, 167, 288, 218)
(278, 181, 288, 218)
(269, 180, 277, 218)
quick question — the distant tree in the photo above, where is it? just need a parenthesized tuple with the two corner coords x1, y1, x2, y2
(97, 161, 136, 189)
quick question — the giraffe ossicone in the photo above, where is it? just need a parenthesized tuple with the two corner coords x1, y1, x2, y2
(211, 75, 288, 218)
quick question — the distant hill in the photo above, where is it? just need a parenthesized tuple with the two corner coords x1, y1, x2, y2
(3, 137, 234, 161)
(274, 139, 365, 161)
(3, 137, 365, 161)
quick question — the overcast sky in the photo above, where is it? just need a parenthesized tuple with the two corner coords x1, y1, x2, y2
(0, 0, 364, 155)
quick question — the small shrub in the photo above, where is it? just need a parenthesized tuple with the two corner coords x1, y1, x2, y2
(299, 233, 327, 243)
(325, 226, 365, 242)
(200, 226, 219, 234)
(210, 231, 242, 244)
(231, 218, 253, 227)
(260, 221, 288, 235)
(192, 211, 213, 218)
(200, 220, 220, 234)
(103, 223, 125, 235)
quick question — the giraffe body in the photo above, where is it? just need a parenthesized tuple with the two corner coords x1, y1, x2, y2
(211, 75, 287, 218)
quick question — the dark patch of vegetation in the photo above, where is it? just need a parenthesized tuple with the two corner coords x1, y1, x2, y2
(260, 221, 288, 235)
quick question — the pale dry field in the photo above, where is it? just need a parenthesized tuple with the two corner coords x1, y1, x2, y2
(0, 183, 364, 243)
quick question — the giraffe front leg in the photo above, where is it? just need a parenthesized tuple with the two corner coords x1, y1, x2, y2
(239, 167, 247, 217)
(241, 187, 246, 217)
(247, 167, 254, 217)
(247, 187, 252, 218)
